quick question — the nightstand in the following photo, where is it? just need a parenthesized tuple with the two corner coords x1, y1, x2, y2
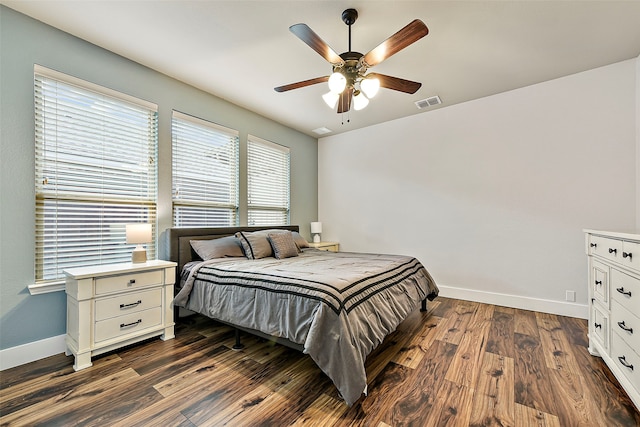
(308, 241, 340, 252)
(64, 259, 177, 371)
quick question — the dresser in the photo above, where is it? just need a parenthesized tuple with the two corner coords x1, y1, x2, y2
(308, 241, 340, 252)
(64, 260, 177, 371)
(585, 230, 640, 409)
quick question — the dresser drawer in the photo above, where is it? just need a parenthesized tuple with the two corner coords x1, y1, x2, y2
(611, 332, 640, 390)
(591, 259, 609, 306)
(94, 306, 162, 343)
(611, 268, 640, 314)
(95, 288, 162, 321)
(95, 270, 163, 295)
(622, 240, 640, 271)
(612, 299, 640, 351)
(590, 303, 609, 350)
(589, 235, 623, 263)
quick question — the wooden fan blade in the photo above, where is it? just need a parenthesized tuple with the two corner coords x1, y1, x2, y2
(274, 76, 329, 92)
(370, 73, 422, 94)
(337, 87, 353, 113)
(290, 24, 345, 67)
(362, 19, 428, 67)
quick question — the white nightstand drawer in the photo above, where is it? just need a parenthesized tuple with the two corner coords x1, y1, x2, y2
(94, 306, 162, 343)
(611, 332, 640, 390)
(611, 268, 640, 314)
(95, 269, 163, 295)
(95, 288, 162, 321)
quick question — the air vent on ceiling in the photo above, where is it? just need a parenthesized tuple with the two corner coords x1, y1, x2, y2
(312, 127, 332, 135)
(415, 95, 442, 110)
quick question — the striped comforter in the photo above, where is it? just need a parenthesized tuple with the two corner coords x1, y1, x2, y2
(173, 249, 438, 405)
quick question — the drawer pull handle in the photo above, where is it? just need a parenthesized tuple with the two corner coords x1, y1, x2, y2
(617, 321, 633, 333)
(120, 319, 142, 329)
(127, 279, 136, 286)
(594, 322, 602, 329)
(623, 252, 633, 260)
(595, 280, 602, 285)
(616, 287, 632, 297)
(590, 243, 597, 248)
(609, 248, 617, 254)
(120, 300, 142, 309)
(618, 355, 634, 371)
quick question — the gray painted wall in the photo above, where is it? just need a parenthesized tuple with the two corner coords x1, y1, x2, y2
(0, 6, 318, 350)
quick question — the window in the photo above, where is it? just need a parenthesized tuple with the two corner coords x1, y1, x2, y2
(247, 135, 290, 225)
(34, 66, 158, 283)
(172, 111, 239, 227)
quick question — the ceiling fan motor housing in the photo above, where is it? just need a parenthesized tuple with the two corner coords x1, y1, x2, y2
(341, 9, 358, 26)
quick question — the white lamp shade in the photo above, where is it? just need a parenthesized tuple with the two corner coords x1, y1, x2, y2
(310, 222, 322, 234)
(361, 77, 380, 98)
(126, 223, 152, 244)
(353, 92, 369, 110)
(322, 91, 340, 109)
(328, 72, 346, 94)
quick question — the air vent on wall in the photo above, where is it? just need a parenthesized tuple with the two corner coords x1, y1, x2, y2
(415, 95, 442, 109)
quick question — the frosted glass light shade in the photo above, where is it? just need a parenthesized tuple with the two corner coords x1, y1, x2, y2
(361, 77, 380, 98)
(328, 72, 347, 94)
(126, 223, 152, 263)
(353, 92, 369, 110)
(322, 91, 340, 109)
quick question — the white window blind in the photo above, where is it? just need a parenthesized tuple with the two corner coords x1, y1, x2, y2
(247, 135, 290, 225)
(172, 111, 239, 227)
(34, 66, 158, 283)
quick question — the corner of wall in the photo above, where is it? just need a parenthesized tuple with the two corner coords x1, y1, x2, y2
(636, 54, 640, 231)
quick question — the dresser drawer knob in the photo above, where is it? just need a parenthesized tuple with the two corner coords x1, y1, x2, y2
(609, 248, 617, 254)
(595, 280, 602, 285)
(617, 321, 633, 333)
(590, 243, 597, 248)
(623, 252, 633, 260)
(127, 279, 136, 286)
(120, 319, 142, 329)
(616, 287, 632, 297)
(120, 300, 142, 309)
(594, 322, 602, 329)
(618, 355, 634, 371)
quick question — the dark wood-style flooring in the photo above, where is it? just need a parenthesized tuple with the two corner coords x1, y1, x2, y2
(1, 297, 639, 426)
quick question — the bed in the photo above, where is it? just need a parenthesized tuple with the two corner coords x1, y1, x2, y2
(161, 225, 439, 406)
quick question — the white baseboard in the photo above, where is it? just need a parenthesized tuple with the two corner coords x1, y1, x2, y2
(0, 334, 67, 371)
(437, 284, 589, 319)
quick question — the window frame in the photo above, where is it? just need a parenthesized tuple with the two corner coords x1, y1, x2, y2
(31, 65, 158, 292)
(171, 111, 240, 228)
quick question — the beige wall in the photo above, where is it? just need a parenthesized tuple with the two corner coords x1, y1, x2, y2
(319, 59, 638, 318)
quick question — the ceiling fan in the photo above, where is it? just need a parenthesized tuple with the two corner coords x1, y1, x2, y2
(274, 9, 429, 114)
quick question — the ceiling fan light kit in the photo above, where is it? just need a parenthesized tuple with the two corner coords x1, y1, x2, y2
(275, 8, 429, 116)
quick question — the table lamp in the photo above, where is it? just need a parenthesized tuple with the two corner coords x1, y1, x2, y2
(310, 222, 322, 243)
(126, 223, 152, 263)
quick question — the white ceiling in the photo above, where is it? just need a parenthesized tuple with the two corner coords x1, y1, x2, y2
(4, 1, 640, 138)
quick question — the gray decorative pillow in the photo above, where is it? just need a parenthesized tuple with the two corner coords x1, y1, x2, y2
(291, 231, 309, 251)
(190, 236, 244, 260)
(268, 231, 299, 259)
(235, 230, 277, 259)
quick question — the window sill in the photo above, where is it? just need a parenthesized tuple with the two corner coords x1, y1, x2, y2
(28, 280, 65, 295)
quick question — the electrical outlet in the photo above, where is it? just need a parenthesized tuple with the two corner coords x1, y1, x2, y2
(566, 290, 576, 302)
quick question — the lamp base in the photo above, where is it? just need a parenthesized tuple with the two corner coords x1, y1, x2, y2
(131, 247, 147, 263)
(313, 234, 321, 243)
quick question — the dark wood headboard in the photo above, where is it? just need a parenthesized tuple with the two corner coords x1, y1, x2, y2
(159, 225, 299, 274)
